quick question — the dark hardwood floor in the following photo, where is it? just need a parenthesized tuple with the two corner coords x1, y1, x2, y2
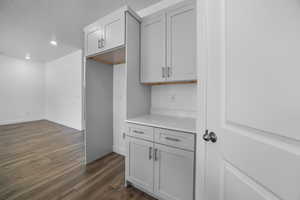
(0, 120, 155, 200)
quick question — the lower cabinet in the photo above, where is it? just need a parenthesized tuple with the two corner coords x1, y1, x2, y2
(126, 124, 195, 200)
(127, 137, 154, 193)
(154, 144, 194, 200)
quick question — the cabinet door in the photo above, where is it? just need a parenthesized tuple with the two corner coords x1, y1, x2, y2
(166, 1, 196, 81)
(141, 13, 166, 83)
(154, 144, 194, 200)
(86, 28, 104, 56)
(103, 11, 125, 52)
(127, 137, 154, 193)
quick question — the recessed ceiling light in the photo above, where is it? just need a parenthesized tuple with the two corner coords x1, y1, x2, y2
(50, 40, 58, 46)
(25, 54, 31, 60)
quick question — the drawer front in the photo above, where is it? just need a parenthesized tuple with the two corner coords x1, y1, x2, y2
(154, 128, 194, 151)
(127, 124, 154, 141)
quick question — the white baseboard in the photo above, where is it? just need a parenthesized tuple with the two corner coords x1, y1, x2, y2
(44, 117, 83, 131)
(0, 117, 44, 126)
(113, 145, 126, 156)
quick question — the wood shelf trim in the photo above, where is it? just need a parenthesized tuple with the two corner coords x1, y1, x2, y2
(142, 80, 197, 85)
(88, 47, 126, 65)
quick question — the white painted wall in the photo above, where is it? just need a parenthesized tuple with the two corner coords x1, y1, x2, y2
(0, 54, 45, 125)
(85, 59, 113, 163)
(151, 84, 197, 118)
(45, 50, 83, 130)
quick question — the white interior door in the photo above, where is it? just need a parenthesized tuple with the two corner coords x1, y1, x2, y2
(202, 0, 300, 200)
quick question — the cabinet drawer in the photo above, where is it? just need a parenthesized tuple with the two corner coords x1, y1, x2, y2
(127, 124, 154, 141)
(154, 128, 194, 151)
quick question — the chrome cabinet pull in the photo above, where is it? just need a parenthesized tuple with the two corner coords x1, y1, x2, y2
(133, 130, 144, 134)
(165, 137, 180, 142)
(149, 147, 153, 160)
(154, 148, 158, 161)
(167, 67, 172, 78)
(101, 38, 105, 48)
(166, 67, 169, 77)
(98, 39, 101, 48)
(98, 38, 105, 49)
(162, 67, 166, 78)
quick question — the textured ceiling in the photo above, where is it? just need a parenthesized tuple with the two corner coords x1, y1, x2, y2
(0, 0, 161, 62)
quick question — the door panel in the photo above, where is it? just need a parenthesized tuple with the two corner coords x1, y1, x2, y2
(141, 13, 166, 83)
(223, 162, 278, 200)
(104, 16, 124, 51)
(166, 1, 196, 81)
(87, 28, 103, 56)
(127, 137, 154, 193)
(154, 144, 194, 200)
(204, 0, 300, 200)
(222, 130, 300, 200)
(225, 0, 300, 140)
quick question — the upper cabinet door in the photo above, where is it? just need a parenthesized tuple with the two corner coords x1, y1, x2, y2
(141, 13, 166, 83)
(86, 27, 104, 56)
(103, 11, 125, 52)
(166, 1, 196, 82)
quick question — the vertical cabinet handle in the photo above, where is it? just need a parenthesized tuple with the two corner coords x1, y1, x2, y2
(98, 39, 101, 49)
(98, 38, 105, 49)
(149, 147, 153, 160)
(162, 67, 172, 78)
(167, 67, 172, 78)
(166, 67, 169, 77)
(154, 148, 158, 161)
(101, 38, 105, 48)
(162, 67, 165, 78)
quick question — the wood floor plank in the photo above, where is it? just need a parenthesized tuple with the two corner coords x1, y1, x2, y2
(0, 120, 156, 200)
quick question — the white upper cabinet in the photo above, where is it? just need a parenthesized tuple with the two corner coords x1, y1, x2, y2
(102, 11, 125, 52)
(141, 0, 196, 84)
(166, 2, 196, 82)
(87, 28, 104, 56)
(85, 8, 125, 57)
(141, 13, 166, 83)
